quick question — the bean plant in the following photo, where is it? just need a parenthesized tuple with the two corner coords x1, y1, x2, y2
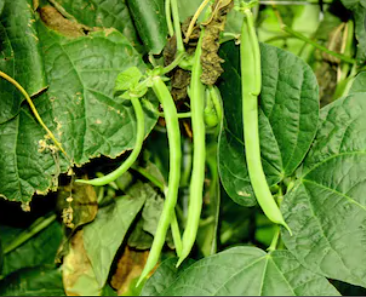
(0, 0, 365, 295)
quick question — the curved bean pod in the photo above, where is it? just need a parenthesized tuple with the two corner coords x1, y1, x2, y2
(137, 76, 182, 285)
(177, 32, 206, 266)
(76, 97, 145, 186)
(240, 8, 291, 233)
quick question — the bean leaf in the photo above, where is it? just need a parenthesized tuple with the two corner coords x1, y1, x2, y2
(282, 93, 366, 288)
(218, 42, 319, 206)
(0, 0, 47, 124)
(145, 247, 339, 296)
(83, 184, 148, 288)
(115, 67, 143, 92)
(0, 22, 158, 203)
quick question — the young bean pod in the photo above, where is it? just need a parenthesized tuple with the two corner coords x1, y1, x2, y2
(76, 97, 145, 186)
(240, 7, 291, 233)
(177, 33, 206, 266)
(138, 76, 182, 285)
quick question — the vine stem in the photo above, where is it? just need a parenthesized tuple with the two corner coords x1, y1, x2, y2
(165, 0, 174, 37)
(158, 112, 192, 119)
(0, 71, 68, 159)
(132, 166, 165, 192)
(282, 26, 356, 64)
(171, 0, 185, 53)
(76, 97, 145, 186)
(269, 3, 356, 65)
(161, 52, 187, 75)
(3, 213, 57, 255)
(267, 226, 281, 252)
(184, 0, 211, 43)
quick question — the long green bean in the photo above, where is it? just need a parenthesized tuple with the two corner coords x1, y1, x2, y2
(76, 97, 145, 186)
(137, 76, 182, 285)
(177, 32, 206, 266)
(131, 165, 183, 258)
(240, 7, 291, 233)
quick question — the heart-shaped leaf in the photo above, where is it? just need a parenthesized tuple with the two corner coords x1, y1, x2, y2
(146, 247, 339, 296)
(0, 23, 158, 203)
(282, 93, 366, 288)
(218, 42, 319, 206)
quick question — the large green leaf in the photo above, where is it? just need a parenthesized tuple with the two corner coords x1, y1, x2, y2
(126, 0, 168, 54)
(1, 221, 63, 276)
(0, 0, 47, 124)
(218, 42, 319, 206)
(282, 93, 366, 288)
(48, 0, 139, 46)
(146, 247, 339, 296)
(0, 22, 158, 202)
(350, 72, 366, 93)
(0, 266, 65, 296)
(83, 184, 149, 288)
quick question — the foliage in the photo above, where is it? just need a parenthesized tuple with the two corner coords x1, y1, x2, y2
(0, 0, 365, 296)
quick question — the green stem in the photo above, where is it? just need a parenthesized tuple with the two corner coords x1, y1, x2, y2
(267, 226, 281, 252)
(158, 112, 192, 119)
(241, 8, 291, 233)
(171, 0, 185, 53)
(0, 71, 68, 159)
(165, 0, 174, 37)
(76, 97, 145, 186)
(4, 214, 57, 255)
(178, 32, 206, 267)
(138, 76, 182, 286)
(282, 26, 356, 64)
(161, 52, 186, 75)
(132, 165, 165, 192)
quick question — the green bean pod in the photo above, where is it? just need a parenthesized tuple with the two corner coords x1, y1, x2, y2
(177, 33, 206, 266)
(241, 8, 291, 233)
(76, 97, 145, 186)
(204, 86, 223, 127)
(138, 76, 182, 285)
